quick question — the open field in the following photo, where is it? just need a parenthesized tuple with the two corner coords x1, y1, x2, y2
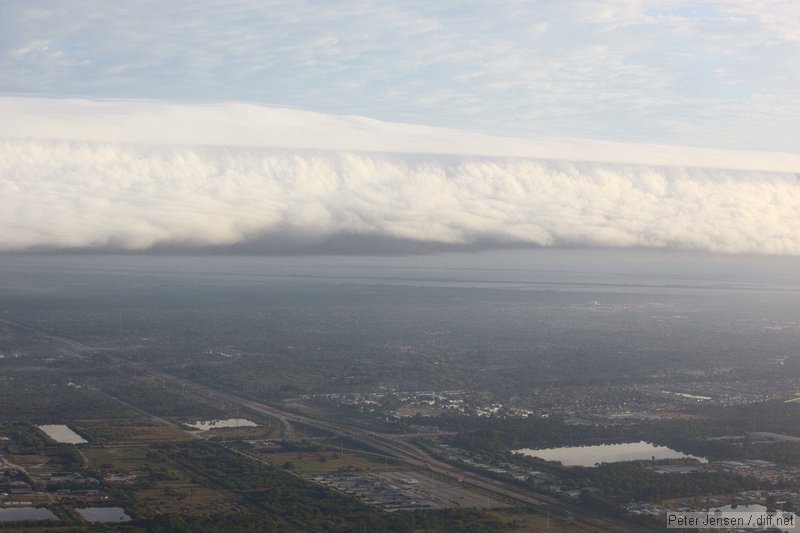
(133, 481, 244, 517)
(252, 449, 399, 475)
(82, 446, 163, 475)
(488, 509, 608, 532)
(71, 419, 191, 445)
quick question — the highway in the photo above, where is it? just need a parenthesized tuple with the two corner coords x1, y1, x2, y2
(5, 318, 659, 532)
(142, 368, 659, 532)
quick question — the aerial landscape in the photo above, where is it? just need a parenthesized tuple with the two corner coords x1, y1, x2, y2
(1, 1, 800, 532)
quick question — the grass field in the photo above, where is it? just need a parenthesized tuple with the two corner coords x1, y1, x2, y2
(488, 508, 641, 532)
(72, 418, 191, 445)
(134, 480, 243, 517)
(253, 449, 399, 475)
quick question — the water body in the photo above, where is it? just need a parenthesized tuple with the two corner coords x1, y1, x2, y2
(185, 418, 257, 431)
(0, 507, 58, 522)
(514, 441, 706, 467)
(36, 424, 87, 444)
(708, 504, 768, 513)
(76, 507, 132, 523)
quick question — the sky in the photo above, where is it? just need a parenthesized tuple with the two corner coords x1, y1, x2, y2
(1, 0, 799, 150)
(1, 1, 799, 255)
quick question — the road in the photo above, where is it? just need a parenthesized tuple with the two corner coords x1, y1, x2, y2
(4, 319, 659, 532)
(0, 318, 97, 359)
(132, 368, 660, 531)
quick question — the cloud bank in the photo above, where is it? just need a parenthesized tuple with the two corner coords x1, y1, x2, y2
(2, 100, 799, 256)
(4, 98, 800, 172)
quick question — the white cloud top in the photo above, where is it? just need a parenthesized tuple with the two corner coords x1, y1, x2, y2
(2, 98, 799, 255)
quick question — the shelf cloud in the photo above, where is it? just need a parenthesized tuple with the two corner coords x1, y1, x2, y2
(2, 98, 799, 255)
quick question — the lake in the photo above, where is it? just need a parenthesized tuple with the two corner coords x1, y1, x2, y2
(185, 418, 258, 431)
(708, 504, 767, 513)
(76, 507, 132, 523)
(514, 441, 706, 467)
(36, 424, 88, 444)
(0, 508, 58, 522)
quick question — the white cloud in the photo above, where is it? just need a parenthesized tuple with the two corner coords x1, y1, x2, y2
(1, 98, 799, 255)
(3, 97, 800, 170)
